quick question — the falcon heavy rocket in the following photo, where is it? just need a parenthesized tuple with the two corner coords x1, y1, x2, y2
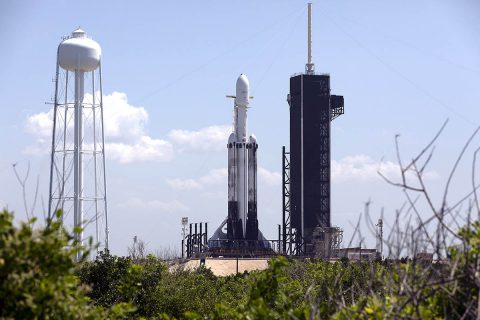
(226, 74, 259, 241)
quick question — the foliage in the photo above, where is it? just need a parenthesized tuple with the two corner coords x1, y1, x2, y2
(0, 209, 133, 319)
(77, 250, 133, 307)
(3, 205, 480, 319)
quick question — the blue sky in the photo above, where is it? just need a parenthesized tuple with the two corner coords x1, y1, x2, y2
(1, 0, 479, 256)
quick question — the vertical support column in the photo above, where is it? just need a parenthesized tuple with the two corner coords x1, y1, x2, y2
(48, 62, 60, 222)
(199, 223, 203, 252)
(308, 3, 312, 65)
(205, 223, 208, 246)
(98, 63, 109, 251)
(74, 70, 84, 261)
(282, 146, 287, 253)
(60, 71, 69, 223)
(278, 224, 281, 253)
(92, 70, 99, 249)
(188, 223, 192, 258)
(181, 239, 184, 259)
(305, 3, 315, 75)
(300, 75, 304, 250)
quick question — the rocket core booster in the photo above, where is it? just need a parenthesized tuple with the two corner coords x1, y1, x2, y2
(227, 74, 259, 240)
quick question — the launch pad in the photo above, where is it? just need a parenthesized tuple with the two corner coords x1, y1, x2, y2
(207, 218, 277, 257)
(206, 241, 276, 258)
(182, 3, 348, 260)
(183, 218, 280, 259)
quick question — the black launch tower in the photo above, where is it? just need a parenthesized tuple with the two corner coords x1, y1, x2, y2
(282, 3, 344, 254)
(287, 74, 344, 248)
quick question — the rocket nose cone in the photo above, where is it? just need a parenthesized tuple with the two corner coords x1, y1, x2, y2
(235, 74, 249, 107)
(236, 74, 249, 93)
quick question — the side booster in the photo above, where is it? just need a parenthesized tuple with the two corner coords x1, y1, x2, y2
(227, 74, 259, 241)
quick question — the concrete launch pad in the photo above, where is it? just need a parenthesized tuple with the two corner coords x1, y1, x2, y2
(171, 258, 270, 276)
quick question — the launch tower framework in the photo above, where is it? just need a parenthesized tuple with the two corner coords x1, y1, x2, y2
(281, 3, 344, 256)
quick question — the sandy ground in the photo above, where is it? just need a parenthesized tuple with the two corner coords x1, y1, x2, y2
(170, 258, 270, 276)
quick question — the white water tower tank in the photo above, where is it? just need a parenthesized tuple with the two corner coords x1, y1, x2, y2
(48, 27, 108, 262)
(58, 28, 101, 72)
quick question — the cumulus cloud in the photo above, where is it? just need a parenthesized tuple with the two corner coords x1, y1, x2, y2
(25, 92, 234, 161)
(101, 92, 148, 142)
(199, 168, 228, 185)
(23, 138, 51, 156)
(258, 167, 282, 186)
(123, 197, 190, 213)
(107, 136, 173, 163)
(167, 167, 282, 190)
(168, 125, 231, 153)
(167, 168, 228, 191)
(25, 92, 172, 163)
(24, 109, 55, 155)
(26, 109, 54, 138)
(166, 156, 437, 190)
(166, 178, 202, 190)
(332, 154, 439, 183)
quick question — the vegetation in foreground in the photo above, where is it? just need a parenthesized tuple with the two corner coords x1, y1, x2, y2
(1, 208, 480, 319)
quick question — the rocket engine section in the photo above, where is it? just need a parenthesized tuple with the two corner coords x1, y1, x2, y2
(227, 74, 259, 241)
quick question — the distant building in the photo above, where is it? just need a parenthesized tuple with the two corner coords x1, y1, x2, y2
(337, 247, 379, 261)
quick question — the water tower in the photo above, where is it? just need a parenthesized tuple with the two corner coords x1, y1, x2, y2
(47, 28, 108, 260)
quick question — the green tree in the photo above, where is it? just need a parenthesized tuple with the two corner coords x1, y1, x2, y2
(0, 209, 132, 319)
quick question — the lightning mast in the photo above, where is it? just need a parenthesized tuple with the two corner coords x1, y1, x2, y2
(305, 3, 315, 75)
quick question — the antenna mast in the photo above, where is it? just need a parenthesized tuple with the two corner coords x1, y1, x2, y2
(305, 2, 315, 75)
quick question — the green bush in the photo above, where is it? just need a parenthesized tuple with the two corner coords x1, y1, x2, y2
(0, 209, 132, 319)
(3, 205, 479, 319)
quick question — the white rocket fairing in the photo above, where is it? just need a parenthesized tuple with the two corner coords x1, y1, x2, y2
(227, 74, 259, 240)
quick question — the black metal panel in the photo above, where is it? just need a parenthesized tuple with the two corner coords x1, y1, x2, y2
(281, 147, 304, 255)
(289, 74, 334, 242)
(289, 76, 302, 230)
(227, 200, 240, 239)
(185, 222, 208, 258)
(245, 201, 258, 240)
(330, 95, 344, 120)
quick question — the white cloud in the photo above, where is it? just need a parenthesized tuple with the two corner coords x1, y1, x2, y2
(26, 109, 54, 138)
(166, 178, 202, 190)
(166, 156, 437, 190)
(107, 136, 173, 164)
(123, 197, 190, 213)
(25, 92, 234, 161)
(101, 92, 148, 142)
(25, 92, 171, 163)
(199, 168, 228, 185)
(23, 138, 50, 156)
(258, 167, 282, 186)
(166, 167, 282, 190)
(331, 154, 439, 183)
(168, 125, 231, 153)
(167, 168, 227, 191)
(25, 91, 149, 142)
